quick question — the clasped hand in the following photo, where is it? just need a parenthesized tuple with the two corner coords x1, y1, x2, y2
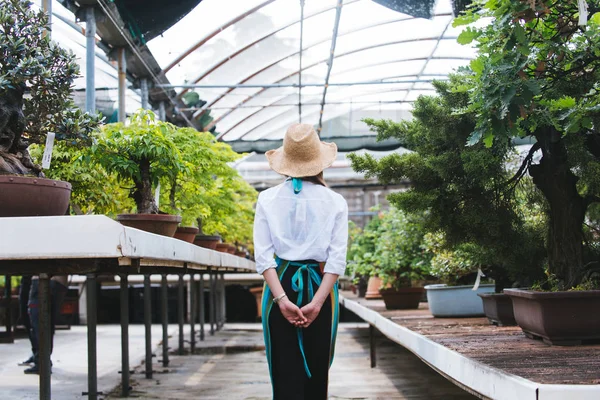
(278, 298, 321, 328)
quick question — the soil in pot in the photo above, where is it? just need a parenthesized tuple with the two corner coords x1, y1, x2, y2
(504, 288, 600, 345)
(478, 292, 516, 326)
(0, 176, 71, 217)
(116, 214, 182, 237)
(380, 287, 424, 310)
(174, 226, 199, 243)
(365, 276, 383, 300)
(194, 235, 221, 250)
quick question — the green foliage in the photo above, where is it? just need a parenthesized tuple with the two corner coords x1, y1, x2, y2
(29, 142, 132, 215)
(374, 208, 431, 290)
(92, 110, 186, 214)
(456, 0, 600, 288)
(349, 76, 546, 290)
(346, 208, 431, 289)
(0, 0, 101, 148)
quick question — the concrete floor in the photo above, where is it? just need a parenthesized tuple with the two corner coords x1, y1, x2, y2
(0, 323, 476, 400)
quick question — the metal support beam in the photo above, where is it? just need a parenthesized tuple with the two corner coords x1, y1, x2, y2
(39, 274, 51, 400)
(158, 101, 166, 121)
(209, 273, 215, 336)
(85, 7, 96, 113)
(42, 0, 52, 38)
(215, 275, 221, 331)
(199, 274, 205, 341)
(318, 0, 344, 133)
(140, 78, 149, 110)
(298, 0, 305, 122)
(85, 274, 98, 399)
(158, 79, 443, 90)
(120, 274, 130, 397)
(178, 274, 184, 355)
(161, 275, 169, 367)
(189, 274, 196, 353)
(370, 324, 377, 368)
(143, 275, 152, 379)
(117, 48, 127, 122)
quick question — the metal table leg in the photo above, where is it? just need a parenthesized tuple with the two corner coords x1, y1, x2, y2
(2, 275, 13, 342)
(209, 273, 215, 336)
(39, 274, 51, 400)
(220, 273, 226, 329)
(86, 273, 98, 399)
(144, 274, 152, 379)
(120, 274, 130, 397)
(199, 274, 205, 341)
(161, 275, 169, 367)
(370, 324, 377, 368)
(178, 274, 184, 355)
(189, 274, 196, 353)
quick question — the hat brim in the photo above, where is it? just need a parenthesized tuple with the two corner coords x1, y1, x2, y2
(265, 141, 337, 177)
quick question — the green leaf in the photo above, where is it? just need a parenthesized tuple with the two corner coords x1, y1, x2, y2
(457, 28, 477, 45)
(590, 12, 600, 26)
(470, 58, 484, 74)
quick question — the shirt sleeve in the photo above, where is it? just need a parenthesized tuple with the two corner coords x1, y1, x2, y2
(253, 197, 277, 275)
(323, 198, 348, 276)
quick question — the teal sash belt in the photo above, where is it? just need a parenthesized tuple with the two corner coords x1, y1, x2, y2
(275, 256, 321, 378)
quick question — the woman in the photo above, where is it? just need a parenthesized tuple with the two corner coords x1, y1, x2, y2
(254, 123, 348, 399)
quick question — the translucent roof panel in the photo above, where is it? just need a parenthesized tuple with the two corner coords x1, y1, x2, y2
(31, 1, 142, 114)
(148, 0, 476, 141)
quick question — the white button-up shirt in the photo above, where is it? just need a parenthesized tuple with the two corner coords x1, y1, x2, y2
(253, 180, 348, 276)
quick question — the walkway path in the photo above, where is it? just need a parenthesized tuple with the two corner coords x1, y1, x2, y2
(0, 323, 476, 399)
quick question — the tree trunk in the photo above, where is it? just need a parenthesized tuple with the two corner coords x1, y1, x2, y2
(133, 158, 158, 214)
(0, 86, 42, 176)
(530, 128, 586, 289)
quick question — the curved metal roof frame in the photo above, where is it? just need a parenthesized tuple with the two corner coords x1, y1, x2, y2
(213, 58, 466, 139)
(148, 0, 475, 141)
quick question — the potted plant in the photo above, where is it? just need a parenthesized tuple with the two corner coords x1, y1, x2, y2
(374, 208, 431, 310)
(0, 0, 101, 216)
(91, 110, 184, 236)
(350, 71, 547, 320)
(455, 0, 600, 344)
(346, 212, 383, 299)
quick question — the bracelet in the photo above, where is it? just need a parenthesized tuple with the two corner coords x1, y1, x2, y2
(273, 293, 287, 304)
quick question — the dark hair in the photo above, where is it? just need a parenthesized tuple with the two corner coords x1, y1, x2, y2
(301, 171, 327, 187)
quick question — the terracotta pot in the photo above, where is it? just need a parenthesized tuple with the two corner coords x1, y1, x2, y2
(380, 287, 424, 310)
(235, 251, 247, 258)
(116, 213, 182, 237)
(215, 243, 229, 253)
(193, 234, 221, 250)
(504, 288, 600, 345)
(0, 176, 71, 217)
(226, 244, 236, 254)
(478, 292, 516, 326)
(174, 226, 199, 243)
(365, 276, 383, 299)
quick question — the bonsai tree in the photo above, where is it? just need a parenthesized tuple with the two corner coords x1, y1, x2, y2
(0, 0, 100, 176)
(159, 126, 257, 242)
(91, 110, 184, 214)
(373, 208, 431, 290)
(349, 76, 546, 291)
(453, 0, 600, 289)
(29, 142, 133, 215)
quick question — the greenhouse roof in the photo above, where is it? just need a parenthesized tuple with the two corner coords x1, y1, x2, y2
(146, 0, 477, 146)
(39, 0, 477, 151)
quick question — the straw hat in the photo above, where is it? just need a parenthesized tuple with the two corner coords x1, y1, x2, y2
(266, 123, 337, 177)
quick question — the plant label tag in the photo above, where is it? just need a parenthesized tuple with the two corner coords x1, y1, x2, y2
(154, 182, 161, 208)
(472, 268, 486, 291)
(41, 132, 56, 169)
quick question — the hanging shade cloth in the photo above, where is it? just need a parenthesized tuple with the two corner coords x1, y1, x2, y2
(111, 0, 203, 43)
(371, 0, 473, 18)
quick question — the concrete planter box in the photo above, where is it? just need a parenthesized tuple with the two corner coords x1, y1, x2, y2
(425, 284, 495, 317)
